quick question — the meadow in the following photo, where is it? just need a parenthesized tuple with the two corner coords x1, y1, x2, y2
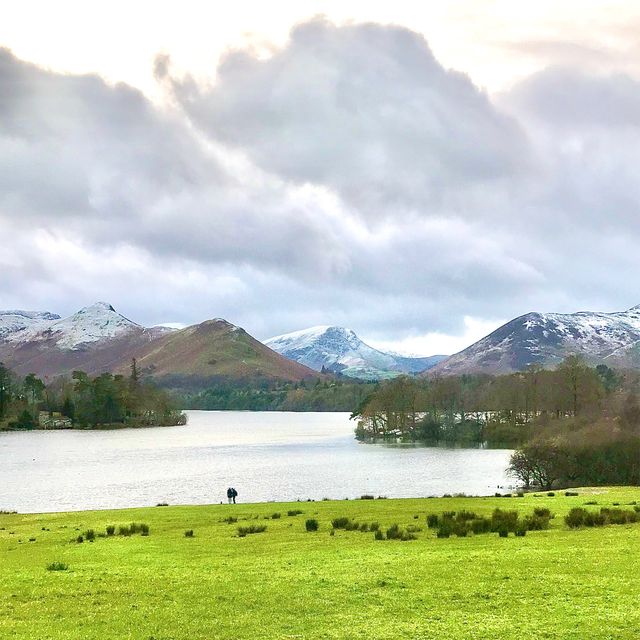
(1, 487, 639, 639)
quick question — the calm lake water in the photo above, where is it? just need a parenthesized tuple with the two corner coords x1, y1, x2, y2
(0, 411, 513, 513)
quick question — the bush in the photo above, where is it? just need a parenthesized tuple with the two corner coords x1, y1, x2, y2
(515, 528, 527, 537)
(565, 507, 587, 528)
(106, 525, 115, 536)
(523, 514, 550, 531)
(426, 514, 439, 528)
(547, 492, 555, 497)
(442, 511, 456, 520)
(84, 529, 95, 541)
(498, 529, 509, 538)
(118, 526, 131, 537)
(491, 509, 519, 533)
(344, 521, 360, 531)
(331, 517, 351, 529)
(271, 513, 281, 519)
(359, 523, 369, 532)
(436, 527, 451, 539)
(305, 519, 319, 532)
(76, 535, 84, 543)
(584, 500, 598, 505)
(237, 525, 267, 537)
(140, 523, 150, 536)
(184, 530, 194, 538)
(565, 491, 579, 496)
(533, 507, 552, 519)
(360, 495, 375, 500)
(47, 562, 68, 571)
(156, 502, 169, 507)
(470, 518, 491, 534)
(385, 524, 403, 540)
(453, 522, 469, 537)
(456, 510, 477, 522)
(374, 529, 385, 540)
(287, 510, 303, 516)
(222, 516, 238, 524)
(370, 522, 380, 532)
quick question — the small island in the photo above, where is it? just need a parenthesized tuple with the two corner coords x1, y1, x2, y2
(0, 359, 186, 430)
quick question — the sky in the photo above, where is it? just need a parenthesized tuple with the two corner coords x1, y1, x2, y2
(2, 1, 640, 355)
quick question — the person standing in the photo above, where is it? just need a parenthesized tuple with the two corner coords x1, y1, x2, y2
(231, 487, 238, 504)
(226, 487, 233, 504)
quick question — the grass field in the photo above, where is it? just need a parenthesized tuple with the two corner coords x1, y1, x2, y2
(1, 487, 640, 639)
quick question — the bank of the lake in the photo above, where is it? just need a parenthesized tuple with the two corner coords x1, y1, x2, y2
(2, 487, 639, 639)
(0, 410, 513, 513)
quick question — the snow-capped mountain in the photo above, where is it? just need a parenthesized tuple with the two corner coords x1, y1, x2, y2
(0, 310, 61, 341)
(265, 325, 445, 379)
(429, 304, 640, 376)
(0, 302, 141, 350)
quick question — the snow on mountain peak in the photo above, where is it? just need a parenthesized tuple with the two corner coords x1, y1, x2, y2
(265, 325, 442, 379)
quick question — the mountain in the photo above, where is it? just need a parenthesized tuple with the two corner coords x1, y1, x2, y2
(265, 325, 446, 380)
(125, 318, 320, 384)
(429, 304, 640, 376)
(0, 302, 159, 378)
(0, 303, 319, 385)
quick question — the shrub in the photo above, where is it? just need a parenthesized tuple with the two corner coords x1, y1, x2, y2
(406, 525, 422, 533)
(305, 519, 319, 532)
(156, 502, 169, 507)
(369, 522, 380, 532)
(470, 518, 491, 534)
(635, 506, 640, 513)
(140, 524, 150, 536)
(344, 521, 360, 531)
(271, 513, 281, 519)
(456, 510, 477, 522)
(453, 523, 469, 537)
(385, 524, 403, 540)
(565, 491, 579, 497)
(533, 507, 552, 518)
(84, 529, 95, 541)
(184, 530, 194, 538)
(360, 495, 375, 500)
(565, 508, 587, 528)
(584, 500, 598, 505)
(287, 510, 303, 517)
(583, 512, 606, 527)
(129, 523, 142, 534)
(47, 562, 68, 571)
(426, 514, 439, 528)
(118, 526, 131, 537)
(359, 523, 369, 532)
(374, 529, 385, 540)
(76, 535, 84, 543)
(436, 527, 451, 539)
(547, 492, 555, 497)
(516, 492, 525, 498)
(329, 529, 335, 536)
(400, 531, 417, 541)
(237, 525, 267, 537)
(331, 517, 351, 529)
(498, 529, 509, 538)
(222, 516, 238, 524)
(491, 509, 519, 533)
(523, 515, 550, 531)
(106, 525, 115, 536)
(442, 511, 456, 520)
(515, 527, 527, 537)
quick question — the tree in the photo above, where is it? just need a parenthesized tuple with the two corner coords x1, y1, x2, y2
(0, 362, 11, 420)
(23, 373, 45, 406)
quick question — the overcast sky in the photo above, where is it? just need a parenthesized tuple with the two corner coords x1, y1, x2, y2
(2, 1, 640, 355)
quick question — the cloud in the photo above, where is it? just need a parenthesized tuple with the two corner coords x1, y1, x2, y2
(2, 17, 640, 353)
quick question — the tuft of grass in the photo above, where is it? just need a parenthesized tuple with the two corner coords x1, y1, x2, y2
(105, 525, 115, 536)
(184, 530, 194, 538)
(84, 529, 95, 541)
(46, 562, 68, 571)
(305, 519, 319, 532)
(222, 516, 238, 524)
(237, 525, 267, 537)
(270, 513, 281, 519)
(331, 517, 351, 529)
(287, 510, 303, 517)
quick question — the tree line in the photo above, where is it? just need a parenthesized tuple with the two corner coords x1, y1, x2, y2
(0, 360, 185, 430)
(352, 356, 640, 488)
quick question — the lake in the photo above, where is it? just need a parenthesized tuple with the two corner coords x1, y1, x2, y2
(0, 411, 514, 513)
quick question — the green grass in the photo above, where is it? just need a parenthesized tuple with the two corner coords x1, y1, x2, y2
(1, 487, 640, 639)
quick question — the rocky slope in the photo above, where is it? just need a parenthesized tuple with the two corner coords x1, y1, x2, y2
(429, 304, 640, 376)
(265, 325, 445, 380)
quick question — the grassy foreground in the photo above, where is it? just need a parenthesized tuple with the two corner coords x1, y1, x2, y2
(2, 488, 640, 639)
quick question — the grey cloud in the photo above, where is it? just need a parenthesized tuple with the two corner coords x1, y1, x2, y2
(3, 20, 640, 347)
(167, 18, 530, 218)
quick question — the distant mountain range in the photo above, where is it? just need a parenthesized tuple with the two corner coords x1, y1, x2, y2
(0, 303, 318, 384)
(265, 325, 446, 380)
(429, 304, 640, 376)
